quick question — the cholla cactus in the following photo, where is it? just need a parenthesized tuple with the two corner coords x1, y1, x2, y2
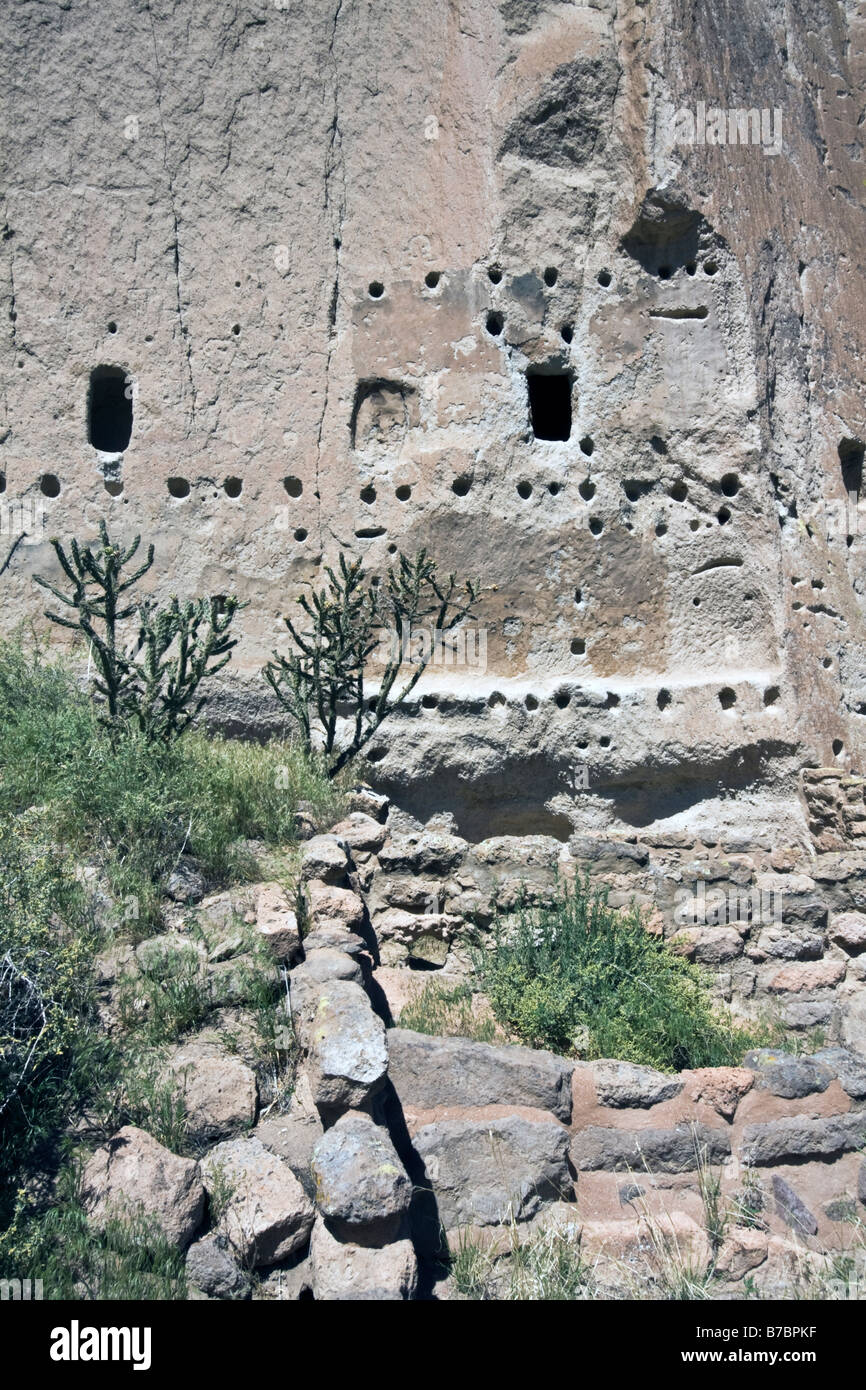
(265, 548, 479, 777)
(134, 595, 244, 741)
(34, 520, 244, 741)
(34, 519, 153, 724)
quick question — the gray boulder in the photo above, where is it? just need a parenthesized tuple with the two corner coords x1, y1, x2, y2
(82, 1126, 204, 1249)
(202, 1136, 314, 1267)
(292, 978, 389, 1114)
(388, 1029, 573, 1122)
(186, 1232, 251, 1300)
(812, 1047, 866, 1100)
(292, 948, 362, 986)
(412, 1113, 572, 1227)
(309, 1216, 417, 1300)
(299, 835, 351, 884)
(311, 1111, 412, 1242)
(752, 1056, 834, 1099)
(569, 1123, 730, 1174)
(591, 1060, 684, 1109)
(772, 1175, 818, 1236)
(740, 1112, 866, 1166)
(164, 1041, 258, 1144)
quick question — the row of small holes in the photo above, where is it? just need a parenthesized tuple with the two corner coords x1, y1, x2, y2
(369, 264, 571, 299)
(414, 686, 779, 715)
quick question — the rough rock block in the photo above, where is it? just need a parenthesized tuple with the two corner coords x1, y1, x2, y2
(412, 1113, 572, 1227)
(569, 1123, 730, 1174)
(311, 1110, 412, 1242)
(387, 1028, 573, 1122)
(202, 1136, 314, 1267)
(82, 1126, 204, 1249)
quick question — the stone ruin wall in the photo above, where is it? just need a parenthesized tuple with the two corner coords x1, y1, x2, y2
(2, 0, 866, 840)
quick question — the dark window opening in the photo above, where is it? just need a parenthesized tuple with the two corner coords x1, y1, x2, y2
(839, 437, 864, 495)
(527, 371, 572, 441)
(88, 366, 132, 452)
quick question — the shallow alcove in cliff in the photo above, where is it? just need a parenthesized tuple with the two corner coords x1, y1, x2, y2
(88, 365, 132, 452)
(621, 188, 706, 277)
(527, 369, 572, 441)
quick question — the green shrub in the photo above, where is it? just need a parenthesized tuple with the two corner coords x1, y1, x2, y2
(0, 1169, 186, 1300)
(0, 810, 112, 1218)
(474, 876, 765, 1069)
(0, 636, 342, 929)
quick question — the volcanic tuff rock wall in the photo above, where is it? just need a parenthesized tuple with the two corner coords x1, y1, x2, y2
(2, 0, 865, 837)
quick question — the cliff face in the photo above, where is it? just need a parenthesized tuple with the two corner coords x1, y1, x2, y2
(2, 0, 865, 838)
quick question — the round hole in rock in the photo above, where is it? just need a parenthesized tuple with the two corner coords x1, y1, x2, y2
(624, 481, 641, 502)
(605, 691, 620, 708)
(396, 484, 411, 501)
(704, 260, 719, 276)
(488, 691, 506, 707)
(574, 587, 583, 603)
(686, 262, 697, 276)
(421, 694, 438, 709)
(812, 578, 824, 589)
(763, 686, 780, 706)
(560, 323, 574, 343)
(424, 271, 441, 289)
(543, 266, 558, 287)
(555, 690, 571, 709)
(367, 746, 387, 762)
(718, 687, 736, 709)
(589, 516, 603, 535)
(104, 479, 123, 497)
(577, 738, 588, 750)
(570, 638, 586, 655)
(360, 484, 376, 504)
(669, 481, 688, 501)
(167, 477, 189, 498)
(658, 265, 672, 280)
(597, 269, 612, 287)
(822, 656, 832, 668)
(486, 310, 504, 336)
(231, 323, 240, 336)
(387, 543, 398, 554)
(656, 521, 668, 536)
(525, 693, 538, 711)
(599, 735, 611, 748)
(368, 281, 385, 298)
(40, 475, 61, 498)
(579, 435, 594, 456)
(689, 518, 700, 531)
(657, 688, 671, 710)
(693, 596, 701, 606)
(578, 478, 595, 500)
(283, 476, 303, 498)
(717, 506, 731, 524)
(833, 738, 844, 756)
(488, 265, 503, 284)
(452, 474, 471, 496)
(224, 476, 242, 498)
(517, 480, 533, 499)
(650, 435, 668, 455)
(107, 321, 117, 334)
(548, 481, 561, 495)
(721, 472, 740, 497)
(294, 527, 308, 542)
